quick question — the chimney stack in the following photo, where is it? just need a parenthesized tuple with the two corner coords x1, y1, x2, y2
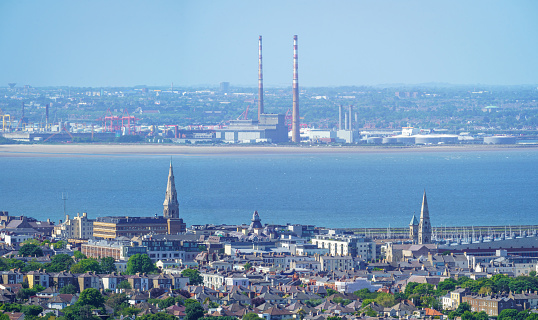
(291, 35, 300, 143)
(338, 105, 343, 130)
(258, 36, 264, 121)
(348, 105, 353, 132)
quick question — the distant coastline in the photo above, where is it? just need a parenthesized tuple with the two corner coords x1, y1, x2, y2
(1, 143, 538, 157)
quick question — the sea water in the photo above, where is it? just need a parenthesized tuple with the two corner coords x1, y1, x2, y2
(1, 150, 537, 228)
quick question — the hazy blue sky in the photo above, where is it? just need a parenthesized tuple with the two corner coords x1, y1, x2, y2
(1, 1, 537, 87)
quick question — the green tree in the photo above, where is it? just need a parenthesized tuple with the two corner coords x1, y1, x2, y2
(100, 256, 117, 273)
(497, 309, 518, 320)
(413, 283, 435, 296)
(527, 313, 538, 320)
(325, 288, 338, 296)
(475, 311, 489, 320)
(374, 292, 396, 307)
(461, 311, 475, 320)
(185, 303, 205, 320)
(21, 305, 43, 316)
(77, 288, 105, 309)
(118, 280, 132, 289)
(18, 244, 43, 257)
(353, 288, 378, 300)
(52, 240, 66, 249)
(449, 302, 471, 320)
(22, 261, 44, 273)
(106, 293, 128, 314)
(48, 253, 75, 272)
(63, 304, 100, 320)
(244, 262, 252, 271)
(478, 286, 492, 295)
(22, 239, 41, 246)
(126, 254, 156, 274)
(437, 278, 457, 292)
(60, 284, 78, 294)
(242, 312, 263, 320)
(404, 282, 419, 296)
(70, 258, 102, 273)
(73, 251, 87, 260)
(305, 299, 323, 307)
(121, 307, 141, 317)
(182, 269, 203, 286)
(16, 288, 37, 300)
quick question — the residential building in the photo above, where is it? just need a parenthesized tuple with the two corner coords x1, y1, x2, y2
(317, 255, 355, 271)
(54, 212, 94, 239)
(462, 294, 519, 316)
(92, 216, 185, 239)
(311, 233, 376, 260)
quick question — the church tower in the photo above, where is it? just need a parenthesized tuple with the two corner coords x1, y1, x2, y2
(409, 214, 419, 244)
(418, 190, 432, 244)
(163, 161, 180, 219)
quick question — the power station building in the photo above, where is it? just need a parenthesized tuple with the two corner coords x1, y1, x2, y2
(215, 114, 288, 143)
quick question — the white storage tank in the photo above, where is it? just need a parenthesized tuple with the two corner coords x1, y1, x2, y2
(396, 136, 415, 144)
(367, 137, 382, 144)
(483, 136, 517, 144)
(382, 137, 398, 144)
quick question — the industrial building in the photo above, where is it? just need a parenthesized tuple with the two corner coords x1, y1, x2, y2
(215, 114, 288, 143)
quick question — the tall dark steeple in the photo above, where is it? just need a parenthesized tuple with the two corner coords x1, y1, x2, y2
(418, 190, 432, 244)
(163, 160, 180, 219)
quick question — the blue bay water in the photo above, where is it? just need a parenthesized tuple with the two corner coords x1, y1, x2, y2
(1, 150, 538, 229)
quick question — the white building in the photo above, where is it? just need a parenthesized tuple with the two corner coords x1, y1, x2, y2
(54, 212, 94, 239)
(311, 233, 377, 260)
(4, 233, 34, 245)
(335, 277, 382, 293)
(225, 275, 249, 287)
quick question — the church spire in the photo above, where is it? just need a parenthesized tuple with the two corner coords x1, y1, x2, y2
(163, 160, 179, 219)
(418, 190, 432, 244)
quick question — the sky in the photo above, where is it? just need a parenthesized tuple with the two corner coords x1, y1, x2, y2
(1, 0, 537, 88)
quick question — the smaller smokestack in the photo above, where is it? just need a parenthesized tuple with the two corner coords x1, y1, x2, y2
(349, 105, 353, 131)
(344, 112, 349, 130)
(338, 105, 343, 130)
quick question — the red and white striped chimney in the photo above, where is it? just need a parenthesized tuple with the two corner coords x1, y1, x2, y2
(291, 35, 300, 143)
(258, 35, 264, 121)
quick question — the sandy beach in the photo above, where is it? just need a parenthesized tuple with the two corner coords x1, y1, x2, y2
(1, 143, 537, 157)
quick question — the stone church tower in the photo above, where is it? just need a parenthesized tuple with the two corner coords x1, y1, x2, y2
(409, 214, 419, 244)
(163, 161, 180, 219)
(418, 190, 432, 244)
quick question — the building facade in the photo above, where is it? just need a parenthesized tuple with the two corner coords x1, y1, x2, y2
(311, 234, 376, 260)
(54, 212, 94, 240)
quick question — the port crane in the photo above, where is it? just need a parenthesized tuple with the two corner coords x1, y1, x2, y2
(237, 105, 250, 120)
(0, 109, 10, 132)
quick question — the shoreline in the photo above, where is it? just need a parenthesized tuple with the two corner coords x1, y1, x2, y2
(1, 143, 538, 157)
